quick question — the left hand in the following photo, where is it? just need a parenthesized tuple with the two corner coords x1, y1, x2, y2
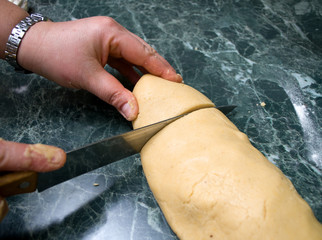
(17, 16, 182, 120)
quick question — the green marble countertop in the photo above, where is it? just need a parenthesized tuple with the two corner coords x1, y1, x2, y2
(1, 0, 321, 239)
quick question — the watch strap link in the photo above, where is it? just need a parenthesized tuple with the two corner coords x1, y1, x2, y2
(4, 13, 49, 73)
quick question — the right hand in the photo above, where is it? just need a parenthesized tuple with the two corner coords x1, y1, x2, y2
(0, 139, 66, 221)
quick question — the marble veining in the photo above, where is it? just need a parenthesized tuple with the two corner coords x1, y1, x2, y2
(0, 0, 321, 239)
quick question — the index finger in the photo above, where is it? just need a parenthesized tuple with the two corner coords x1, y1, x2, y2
(0, 139, 66, 172)
(110, 29, 182, 82)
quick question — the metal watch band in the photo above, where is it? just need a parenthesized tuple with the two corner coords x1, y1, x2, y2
(4, 13, 49, 73)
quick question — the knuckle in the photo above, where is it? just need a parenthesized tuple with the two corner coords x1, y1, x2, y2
(107, 90, 123, 107)
(144, 44, 157, 56)
(142, 45, 159, 68)
(94, 16, 119, 30)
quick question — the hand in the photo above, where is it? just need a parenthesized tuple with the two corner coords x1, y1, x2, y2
(0, 11, 181, 221)
(18, 16, 183, 120)
(0, 138, 66, 221)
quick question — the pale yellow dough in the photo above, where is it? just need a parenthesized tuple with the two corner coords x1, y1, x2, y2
(132, 74, 214, 129)
(132, 74, 322, 240)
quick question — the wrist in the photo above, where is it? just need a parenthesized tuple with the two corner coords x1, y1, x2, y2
(4, 13, 50, 73)
(0, 0, 29, 59)
(18, 20, 53, 74)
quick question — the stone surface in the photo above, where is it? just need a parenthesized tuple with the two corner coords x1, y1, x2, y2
(0, 0, 321, 239)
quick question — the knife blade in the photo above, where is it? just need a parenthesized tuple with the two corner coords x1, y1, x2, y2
(0, 105, 236, 196)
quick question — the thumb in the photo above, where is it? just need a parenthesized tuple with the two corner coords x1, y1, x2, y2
(85, 68, 139, 121)
(0, 139, 66, 172)
(0, 197, 8, 222)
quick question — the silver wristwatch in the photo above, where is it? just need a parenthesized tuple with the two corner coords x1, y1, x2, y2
(5, 13, 49, 73)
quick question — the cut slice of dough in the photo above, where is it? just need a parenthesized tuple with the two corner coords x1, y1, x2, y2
(132, 74, 214, 129)
(132, 74, 322, 240)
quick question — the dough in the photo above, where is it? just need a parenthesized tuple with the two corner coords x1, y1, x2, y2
(132, 74, 214, 129)
(132, 74, 322, 240)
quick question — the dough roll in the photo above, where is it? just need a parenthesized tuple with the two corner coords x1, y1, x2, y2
(132, 74, 322, 240)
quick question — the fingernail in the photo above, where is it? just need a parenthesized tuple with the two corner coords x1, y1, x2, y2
(0, 198, 8, 222)
(121, 100, 136, 121)
(24, 144, 66, 169)
(176, 73, 183, 83)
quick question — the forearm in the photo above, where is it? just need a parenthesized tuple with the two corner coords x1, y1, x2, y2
(0, 0, 29, 59)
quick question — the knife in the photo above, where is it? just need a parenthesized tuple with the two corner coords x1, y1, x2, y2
(0, 105, 236, 197)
